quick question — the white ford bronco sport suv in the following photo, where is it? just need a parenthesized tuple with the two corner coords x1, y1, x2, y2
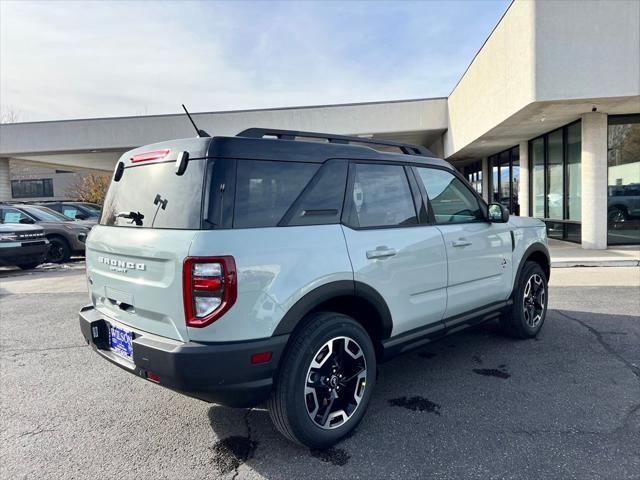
(80, 128, 550, 448)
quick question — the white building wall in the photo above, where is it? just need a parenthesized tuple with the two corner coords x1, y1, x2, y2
(0, 158, 10, 201)
(581, 112, 609, 250)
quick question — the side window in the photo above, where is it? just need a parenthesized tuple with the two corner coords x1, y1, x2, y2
(415, 167, 484, 224)
(282, 160, 348, 226)
(62, 208, 79, 219)
(0, 208, 31, 224)
(234, 160, 319, 228)
(345, 163, 417, 228)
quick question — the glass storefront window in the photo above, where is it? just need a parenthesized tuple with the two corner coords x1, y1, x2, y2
(511, 148, 520, 216)
(547, 130, 564, 219)
(566, 123, 581, 220)
(607, 115, 640, 245)
(499, 150, 510, 207)
(531, 137, 545, 218)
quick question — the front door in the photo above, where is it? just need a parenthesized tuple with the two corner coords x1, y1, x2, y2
(413, 167, 513, 322)
(341, 162, 448, 337)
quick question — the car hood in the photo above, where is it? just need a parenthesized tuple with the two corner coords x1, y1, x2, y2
(0, 223, 44, 233)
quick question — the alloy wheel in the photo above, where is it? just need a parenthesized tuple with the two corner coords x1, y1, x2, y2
(522, 273, 545, 328)
(304, 336, 367, 429)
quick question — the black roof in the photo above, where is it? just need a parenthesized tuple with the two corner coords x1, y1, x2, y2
(203, 128, 451, 168)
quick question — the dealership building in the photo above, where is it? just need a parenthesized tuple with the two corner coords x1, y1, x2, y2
(0, 0, 639, 248)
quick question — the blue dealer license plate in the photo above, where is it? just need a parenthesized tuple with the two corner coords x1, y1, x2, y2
(109, 324, 133, 360)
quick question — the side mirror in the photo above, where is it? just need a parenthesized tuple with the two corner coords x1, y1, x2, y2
(19, 218, 35, 224)
(488, 203, 509, 223)
(75, 213, 88, 220)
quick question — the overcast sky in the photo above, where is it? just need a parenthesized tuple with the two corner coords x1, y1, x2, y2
(0, 0, 509, 123)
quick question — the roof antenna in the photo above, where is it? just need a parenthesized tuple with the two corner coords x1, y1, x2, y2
(182, 104, 210, 137)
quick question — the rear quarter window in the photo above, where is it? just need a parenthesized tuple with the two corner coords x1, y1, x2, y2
(233, 160, 319, 228)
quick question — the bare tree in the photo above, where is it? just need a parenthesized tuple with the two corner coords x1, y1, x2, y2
(65, 173, 111, 205)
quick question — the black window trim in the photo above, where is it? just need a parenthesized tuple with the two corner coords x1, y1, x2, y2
(413, 164, 490, 226)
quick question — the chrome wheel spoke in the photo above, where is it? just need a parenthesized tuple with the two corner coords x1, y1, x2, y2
(304, 335, 367, 430)
(522, 273, 546, 328)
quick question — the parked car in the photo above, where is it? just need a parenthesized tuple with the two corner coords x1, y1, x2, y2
(608, 183, 640, 224)
(0, 203, 91, 263)
(79, 129, 550, 448)
(0, 223, 49, 270)
(37, 201, 101, 223)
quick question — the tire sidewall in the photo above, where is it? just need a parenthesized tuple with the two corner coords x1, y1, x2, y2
(47, 237, 70, 263)
(284, 315, 376, 448)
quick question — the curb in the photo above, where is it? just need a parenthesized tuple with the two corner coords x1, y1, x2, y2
(551, 260, 640, 268)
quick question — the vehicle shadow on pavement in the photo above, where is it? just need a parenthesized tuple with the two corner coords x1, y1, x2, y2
(206, 310, 640, 480)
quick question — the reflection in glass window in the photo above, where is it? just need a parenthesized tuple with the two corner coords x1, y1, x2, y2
(531, 138, 545, 218)
(566, 123, 582, 220)
(607, 115, 640, 245)
(416, 168, 483, 224)
(547, 130, 564, 220)
(346, 164, 417, 228)
(511, 148, 520, 216)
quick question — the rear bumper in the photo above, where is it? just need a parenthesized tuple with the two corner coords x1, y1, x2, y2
(0, 241, 49, 266)
(79, 305, 289, 407)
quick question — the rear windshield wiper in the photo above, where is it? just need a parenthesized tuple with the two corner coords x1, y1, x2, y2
(116, 211, 144, 226)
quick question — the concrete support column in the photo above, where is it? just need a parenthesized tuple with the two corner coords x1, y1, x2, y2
(518, 141, 529, 216)
(581, 112, 608, 250)
(481, 157, 490, 203)
(0, 158, 11, 201)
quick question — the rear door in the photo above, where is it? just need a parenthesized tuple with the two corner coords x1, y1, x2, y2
(341, 162, 447, 337)
(413, 167, 513, 324)
(87, 152, 209, 341)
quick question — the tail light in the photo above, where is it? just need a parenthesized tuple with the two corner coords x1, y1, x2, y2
(130, 149, 170, 163)
(183, 256, 237, 327)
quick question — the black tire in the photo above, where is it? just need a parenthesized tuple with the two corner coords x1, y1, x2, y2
(608, 206, 628, 225)
(17, 262, 41, 270)
(47, 236, 71, 263)
(268, 312, 376, 449)
(500, 261, 548, 339)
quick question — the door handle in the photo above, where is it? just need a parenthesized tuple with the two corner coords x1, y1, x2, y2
(366, 246, 397, 259)
(452, 238, 472, 247)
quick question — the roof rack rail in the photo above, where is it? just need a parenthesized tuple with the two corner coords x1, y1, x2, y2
(237, 128, 434, 157)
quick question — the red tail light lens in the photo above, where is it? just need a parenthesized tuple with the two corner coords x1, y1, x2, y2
(130, 149, 170, 163)
(183, 256, 237, 327)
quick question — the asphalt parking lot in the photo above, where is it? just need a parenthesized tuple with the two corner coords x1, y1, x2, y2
(1, 265, 639, 480)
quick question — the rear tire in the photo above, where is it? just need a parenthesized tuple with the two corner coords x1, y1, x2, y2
(268, 312, 376, 449)
(500, 261, 548, 339)
(47, 236, 71, 263)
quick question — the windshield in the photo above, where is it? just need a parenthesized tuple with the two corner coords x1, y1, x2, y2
(100, 159, 207, 229)
(22, 205, 73, 222)
(79, 203, 101, 214)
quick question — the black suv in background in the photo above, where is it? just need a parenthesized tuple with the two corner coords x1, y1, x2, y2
(37, 201, 101, 222)
(0, 203, 91, 263)
(0, 223, 49, 270)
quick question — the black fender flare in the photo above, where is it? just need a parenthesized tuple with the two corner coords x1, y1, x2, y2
(511, 242, 551, 297)
(272, 280, 393, 339)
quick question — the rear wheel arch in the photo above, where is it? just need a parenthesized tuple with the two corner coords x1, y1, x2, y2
(272, 280, 392, 360)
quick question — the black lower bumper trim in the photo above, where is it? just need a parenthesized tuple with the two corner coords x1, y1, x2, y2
(79, 305, 289, 407)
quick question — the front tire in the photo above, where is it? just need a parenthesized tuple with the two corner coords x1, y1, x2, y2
(501, 261, 548, 339)
(46, 236, 71, 263)
(268, 312, 376, 449)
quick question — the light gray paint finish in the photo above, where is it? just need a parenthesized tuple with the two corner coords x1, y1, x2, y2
(85, 225, 197, 342)
(341, 224, 448, 337)
(186, 225, 354, 342)
(436, 222, 513, 318)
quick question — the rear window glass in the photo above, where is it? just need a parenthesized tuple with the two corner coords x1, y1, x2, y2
(233, 160, 319, 228)
(100, 159, 206, 229)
